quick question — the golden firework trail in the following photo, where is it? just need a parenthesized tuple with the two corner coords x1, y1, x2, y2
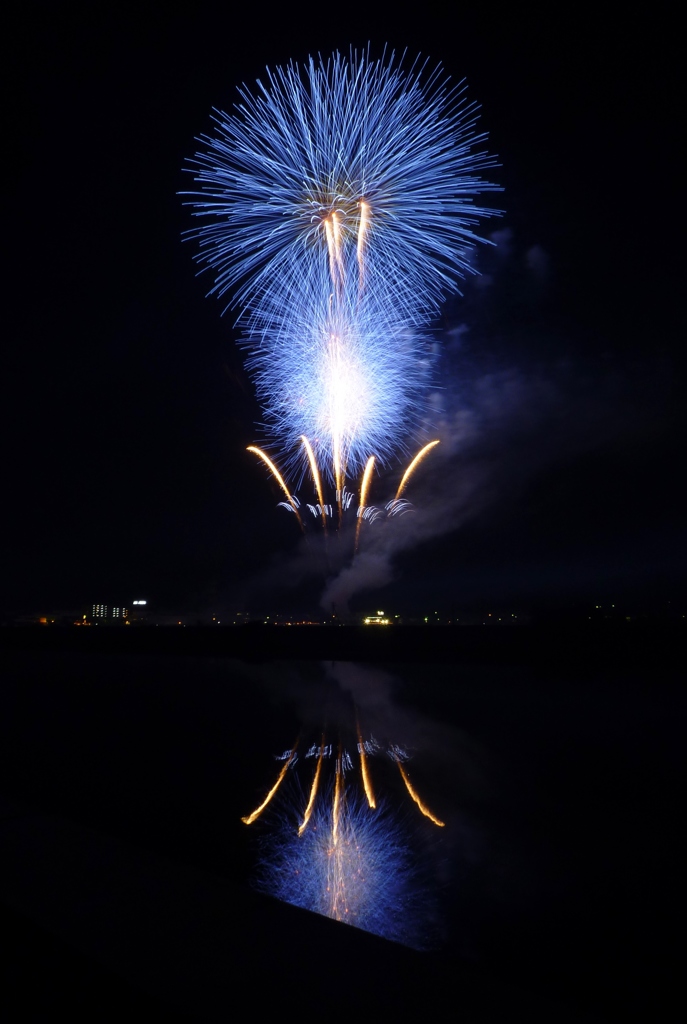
(356, 200, 369, 289)
(395, 440, 441, 500)
(324, 217, 335, 285)
(298, 736, 325, 836)
(354, 455, 376, 553)
(247, 446, 303, 528)
(301, 435, 327, 533)
(357, 719, 376, 809)
(332, 211, 344, 282)
(395, 758, 445, 827)
(324, 212, 345, 297)
(248, 422, 446, 549)
(241, 741, 298, 825)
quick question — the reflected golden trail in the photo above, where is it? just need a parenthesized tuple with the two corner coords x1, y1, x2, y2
(357, 720, 376, 809)
(395, 440, 441, 499)
(241, 742, 298, 825)
(355, 455, 376, 553)
(332, 748, 344, 845)
(298, 737, 325, 836)
(327, 747, 349, 920)
(396, 759, 445, 827)
(247, 446, 303, 529)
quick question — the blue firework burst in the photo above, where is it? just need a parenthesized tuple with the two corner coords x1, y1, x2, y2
(184, 48, 499, 324)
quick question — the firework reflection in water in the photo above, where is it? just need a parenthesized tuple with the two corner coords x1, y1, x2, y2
(256, 790, 436, 950)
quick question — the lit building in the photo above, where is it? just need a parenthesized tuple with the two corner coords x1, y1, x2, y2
(91, 604, 130, 623)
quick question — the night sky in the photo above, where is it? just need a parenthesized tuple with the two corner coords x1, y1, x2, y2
(4, 4, 684, 618)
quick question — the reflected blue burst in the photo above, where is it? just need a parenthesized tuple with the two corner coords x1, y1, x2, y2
(257, 794, 434, 950)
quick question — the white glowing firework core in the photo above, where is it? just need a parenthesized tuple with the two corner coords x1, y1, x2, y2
(251, 254, 427, 482)
(319, 333, 370, 482)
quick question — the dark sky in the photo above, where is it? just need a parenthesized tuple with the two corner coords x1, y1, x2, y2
(3, 3, 684, 617)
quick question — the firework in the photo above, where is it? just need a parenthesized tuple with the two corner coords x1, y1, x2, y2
(183, 49, 500, 483)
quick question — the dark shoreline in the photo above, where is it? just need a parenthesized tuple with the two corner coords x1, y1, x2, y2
(2, 621, 683, 673)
